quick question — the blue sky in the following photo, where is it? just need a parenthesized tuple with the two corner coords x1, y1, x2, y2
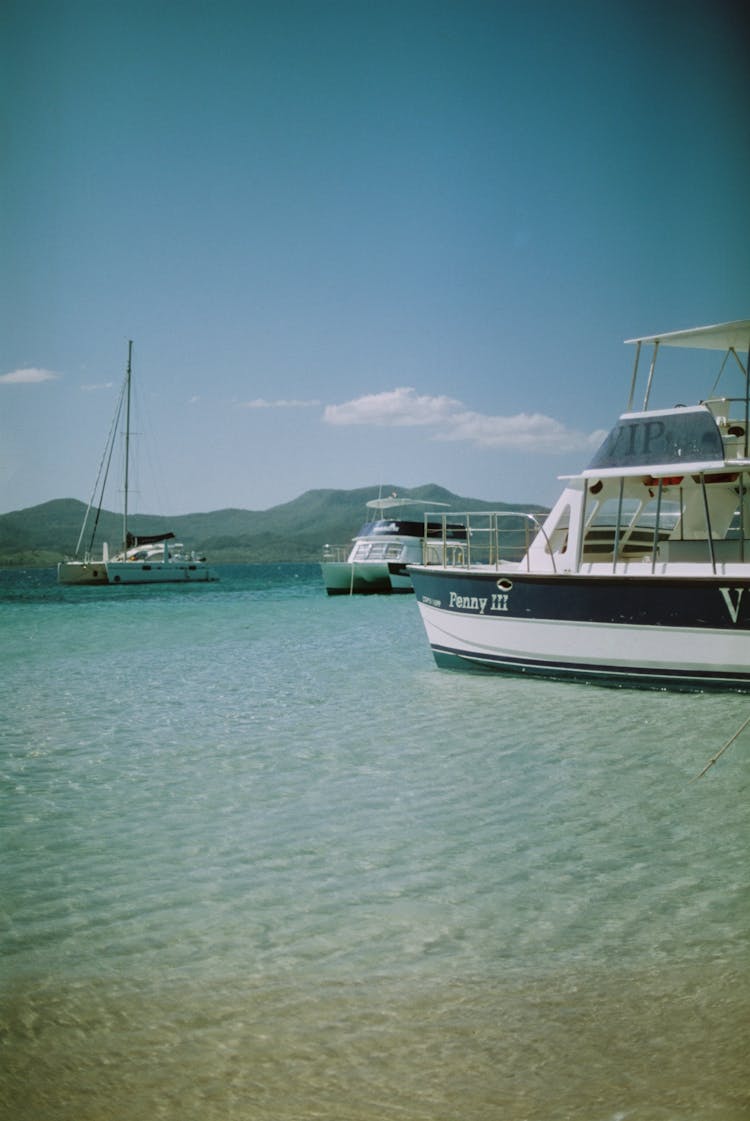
(1, 0, 748, 516)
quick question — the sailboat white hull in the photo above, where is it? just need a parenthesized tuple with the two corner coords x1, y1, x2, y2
(57, 560, 109, 585)
(105, 560, 218, 584)
(57, 558, 217, 585)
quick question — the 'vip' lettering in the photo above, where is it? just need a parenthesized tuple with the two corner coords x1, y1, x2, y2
(720, 587, 745, 624)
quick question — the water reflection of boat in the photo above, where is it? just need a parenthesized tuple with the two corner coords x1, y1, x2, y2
(321, 496, 464, 595)
(409, 319, 750, 690)
(58, 341, 218, 586)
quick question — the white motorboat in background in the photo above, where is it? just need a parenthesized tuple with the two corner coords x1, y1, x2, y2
(58, 341, 218, 586)
(409, 319, 750, 690)
(321, 495, 464, 595)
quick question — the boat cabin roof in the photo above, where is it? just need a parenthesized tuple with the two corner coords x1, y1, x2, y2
(366, 497, 449, 511)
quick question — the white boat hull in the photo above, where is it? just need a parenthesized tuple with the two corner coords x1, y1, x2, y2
(57, 560, 109, 585)
(57, 559, 218, 585)
(105, 560, 218, 584)
(321, 561, 412, 595)
(410, 566, 750, 690)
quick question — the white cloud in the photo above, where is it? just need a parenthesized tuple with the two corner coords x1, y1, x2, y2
(81, 381, 115, 391)
(324, 386, 461, 427)
(0, 367, 60, 385)
(239, 397, 321, 409)
(324, 387, 606, 452)
(444, 409, 607, 451)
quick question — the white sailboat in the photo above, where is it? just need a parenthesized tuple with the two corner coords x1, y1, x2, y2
(57, 342, 218, 585)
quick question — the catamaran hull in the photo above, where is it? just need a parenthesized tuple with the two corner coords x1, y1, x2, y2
(57, 560, 217, 585)
(104, 562, 217, 584)
(409, 567, 750, 690)
(321, 561, 413, 595)
(57, 561, 109, 585)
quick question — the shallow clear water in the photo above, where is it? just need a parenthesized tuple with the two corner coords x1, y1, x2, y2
(1, 565, 748, 1119)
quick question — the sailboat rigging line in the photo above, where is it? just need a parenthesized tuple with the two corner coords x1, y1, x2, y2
(77, 366, 128, 557)
(88, 380, 127, 555)
(122, 340, 133, 553)
(691, 714, 750, 782)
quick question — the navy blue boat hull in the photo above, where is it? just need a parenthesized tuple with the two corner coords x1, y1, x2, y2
(409, 566, 750, 691)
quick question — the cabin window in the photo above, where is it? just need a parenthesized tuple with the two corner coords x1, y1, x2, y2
(583, 496, 679, 559)
(353, 542, 403, 561)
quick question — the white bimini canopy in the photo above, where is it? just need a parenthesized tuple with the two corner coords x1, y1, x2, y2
(366, 497, 449, 511)
(625, 320, 750, 352)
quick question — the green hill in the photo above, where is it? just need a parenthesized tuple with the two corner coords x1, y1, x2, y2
(0, 486, 546, 566)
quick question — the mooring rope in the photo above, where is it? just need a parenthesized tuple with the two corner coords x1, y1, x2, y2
(691, 713, 750, 782)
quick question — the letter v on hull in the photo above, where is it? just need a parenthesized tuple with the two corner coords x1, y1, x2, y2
(720, 587, 745, 624)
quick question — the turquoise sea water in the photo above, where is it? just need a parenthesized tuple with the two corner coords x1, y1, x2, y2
(1, 564, 748, 1120)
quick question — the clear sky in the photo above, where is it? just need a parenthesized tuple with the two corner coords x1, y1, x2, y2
(2, 0, 748, 516)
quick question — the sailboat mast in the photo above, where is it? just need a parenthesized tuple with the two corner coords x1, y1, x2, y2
(123, 340, 133, 551)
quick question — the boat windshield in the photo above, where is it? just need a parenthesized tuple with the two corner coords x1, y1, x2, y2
(587, 407, 724, 473)
(357, 520, 423, 537)
(357, 519, 466, 540)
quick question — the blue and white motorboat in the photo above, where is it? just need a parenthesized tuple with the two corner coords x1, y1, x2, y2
(321, 496, 463, 595)
(408, 319, 750, 689)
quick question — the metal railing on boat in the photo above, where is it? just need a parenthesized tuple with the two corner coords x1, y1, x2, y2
(421, 511, 552, 571)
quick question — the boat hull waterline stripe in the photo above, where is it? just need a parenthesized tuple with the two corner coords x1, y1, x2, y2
(420, 608, 750, 674)
(430, 645, 750, 690)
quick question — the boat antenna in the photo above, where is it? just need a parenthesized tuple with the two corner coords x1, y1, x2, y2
(122, 340, 133, 551)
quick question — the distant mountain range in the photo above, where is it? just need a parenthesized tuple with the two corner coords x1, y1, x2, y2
(0, 485, 547, 566)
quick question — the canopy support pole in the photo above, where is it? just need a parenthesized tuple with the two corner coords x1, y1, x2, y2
(626, 340, 641, 411)
(642, 340, 659, 410)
